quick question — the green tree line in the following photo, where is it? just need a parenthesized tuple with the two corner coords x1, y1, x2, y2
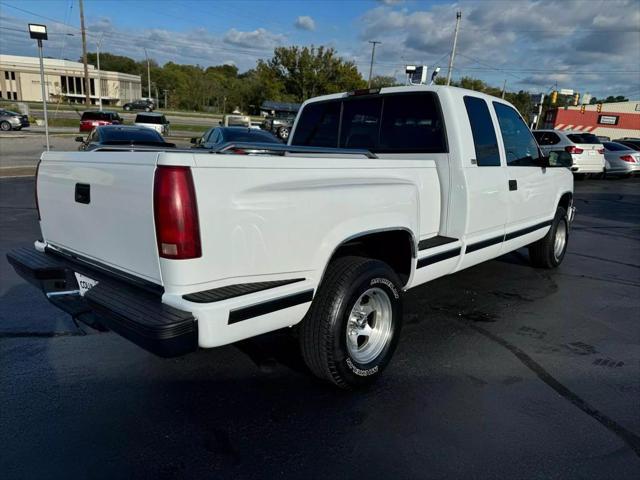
(86, 45, 551, 119)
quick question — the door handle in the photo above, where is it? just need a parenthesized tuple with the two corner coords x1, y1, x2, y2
(508, 180, 518, 191)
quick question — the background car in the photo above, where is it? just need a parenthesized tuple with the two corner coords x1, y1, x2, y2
(533, 129, 605, 176)
(0, 109, 29, 131)
(79, 111, 122, 132)
(613, 138, 640, 151)
(122, 99, 155, 112)
(133, 112, 170, 136)
(75, 125, 175, 151)
(261, 112, 296, 140)
(601, 141, 640, 176)
(191, 126, 281, 152)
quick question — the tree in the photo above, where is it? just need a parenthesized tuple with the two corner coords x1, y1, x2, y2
(589, 95, 628, 104)
(258, 46, 365, 102)
(85, 52, 141, 75)
(369, 75, 399, 88)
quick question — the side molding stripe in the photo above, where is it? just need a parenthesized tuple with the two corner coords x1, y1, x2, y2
(504, 220, 552, 241)
(417, 247, 461, 268)
(228, 289, 314, 324)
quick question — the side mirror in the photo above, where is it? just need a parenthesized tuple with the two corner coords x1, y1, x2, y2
(75, 136, 84, 142)
(548, 151, 573, 168)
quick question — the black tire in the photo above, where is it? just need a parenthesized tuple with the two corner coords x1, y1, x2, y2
(0, 121, 11, 131)
(299, 256, 403, 389)
(124, 105, 131, 111)
(277, 126, 290, 140)
(528, 206, 568, 269)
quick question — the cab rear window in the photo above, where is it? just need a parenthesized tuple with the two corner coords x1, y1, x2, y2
(292, 92, 447, 153)
(567, 133, 600, 144)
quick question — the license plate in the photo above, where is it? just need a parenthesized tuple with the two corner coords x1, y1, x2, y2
(588, 150, 596, 155)
(75, 272, 98, 296)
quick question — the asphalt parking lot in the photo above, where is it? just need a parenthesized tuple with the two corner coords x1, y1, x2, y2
(1, 175, 639, 479)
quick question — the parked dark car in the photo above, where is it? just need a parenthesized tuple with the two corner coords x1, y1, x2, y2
(0, 109, 30, 131)
(122, 99, 154, 112)
(79, 111, 123, 132)
(75, 125, 175, 151)
(191, 127, 281, 152)
(613, 138, 640, 151)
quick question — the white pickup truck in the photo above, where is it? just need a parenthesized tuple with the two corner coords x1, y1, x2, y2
(8, 86, 575, 388)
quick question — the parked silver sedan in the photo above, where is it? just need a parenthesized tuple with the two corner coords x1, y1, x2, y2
(0, 109, 30, 131)
(602, 142, 640, 176)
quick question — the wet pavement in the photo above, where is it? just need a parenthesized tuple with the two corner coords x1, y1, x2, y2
(1, 176, 639, 479)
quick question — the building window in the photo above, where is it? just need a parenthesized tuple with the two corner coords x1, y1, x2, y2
(90, 78, 95, 96)
(12, 92, 18, 100)
(4, 71, 8, 80)
(11, 72, 16, 80)
(75, 77, 82, 94)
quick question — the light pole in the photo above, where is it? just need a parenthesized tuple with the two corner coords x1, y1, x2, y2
(144, 48, 151, 101)
(446, 11, 462, 86)
(96, 33, 104, 110)
(367, 40, 381, 88)
(28, 24, 50, 151)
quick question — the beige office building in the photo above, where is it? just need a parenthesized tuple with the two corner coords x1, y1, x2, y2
(0, 54, 142, 106)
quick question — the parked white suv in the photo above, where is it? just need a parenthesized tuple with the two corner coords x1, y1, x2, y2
(8, 86, 575, 389)
(134, 112, 170, 136)
(533, 130, 604, 175)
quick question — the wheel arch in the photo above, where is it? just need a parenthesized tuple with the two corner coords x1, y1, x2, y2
(320, 228, 416, 288)
(558, 191, 573, 211)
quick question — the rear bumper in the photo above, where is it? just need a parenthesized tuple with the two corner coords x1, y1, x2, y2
(6, 246, 197, 357)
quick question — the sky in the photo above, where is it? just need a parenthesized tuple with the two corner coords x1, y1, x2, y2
(1, 0, 639, 99)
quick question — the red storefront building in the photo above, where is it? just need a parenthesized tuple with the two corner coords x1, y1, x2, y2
(543, 101, 640, 140)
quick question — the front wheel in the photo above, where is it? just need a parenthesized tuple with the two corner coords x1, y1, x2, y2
(0, 121, 11, 131)
(528, 206, 569, 269)
(124, 105, 131, 111)
(299, 256, 403, 389)
(277, 126, 290, 140)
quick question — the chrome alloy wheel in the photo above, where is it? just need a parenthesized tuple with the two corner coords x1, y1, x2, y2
(554, 220, 567, 261)
(346, 287, 393, 364)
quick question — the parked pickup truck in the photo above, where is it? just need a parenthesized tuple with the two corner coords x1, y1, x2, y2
(8, 86, 575, 389)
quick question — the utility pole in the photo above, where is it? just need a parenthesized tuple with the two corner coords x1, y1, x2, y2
(144, 48, 151, 101)
(446, 11, 462, 86)
(79, 0, 91, 105)
(96, 33, 104, 110)
(367, 40, 381, 88)
(501, 79, 507, 99)
(163, 89, 168, 109)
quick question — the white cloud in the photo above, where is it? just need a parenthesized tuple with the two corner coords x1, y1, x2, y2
(223, 28, 286, 49)
(295, 16, 316, 31)
(357, 0, 640, 96)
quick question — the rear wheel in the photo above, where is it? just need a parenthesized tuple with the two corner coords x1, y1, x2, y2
(528, 206, 568, 269)
(0, 121, 11, 131)
(124, 105, 131, 111)
(299, 256, 403, 389)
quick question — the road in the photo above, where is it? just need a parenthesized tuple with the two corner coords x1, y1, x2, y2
(1, 177, 639, 479)
(30, 107, 225, 127)
(0, 132, 193, 170)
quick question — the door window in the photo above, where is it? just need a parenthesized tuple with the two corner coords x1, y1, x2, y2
(493, 102, 540, 166)
(464, 96, 500, 166)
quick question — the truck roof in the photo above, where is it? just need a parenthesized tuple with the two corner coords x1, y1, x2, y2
(301, 85, 509, 106)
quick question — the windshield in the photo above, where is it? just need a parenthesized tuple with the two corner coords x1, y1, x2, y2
(224, 130, 280, 143)
(603, 142, 630, 151)
(136, 115, 164, 124)
(567, 133, 600, 144)
(101, 128, 163, 142)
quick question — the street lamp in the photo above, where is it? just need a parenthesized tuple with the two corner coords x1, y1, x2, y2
(28, 23, 49, 151)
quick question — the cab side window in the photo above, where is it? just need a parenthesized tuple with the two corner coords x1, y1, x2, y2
(493, 102, 540, 166)
(464, 96, 500, 166)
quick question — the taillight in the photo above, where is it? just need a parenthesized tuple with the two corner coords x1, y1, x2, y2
(229, 148, 248, 154)
(597, 148, 604, 154)
(565, 146, 584, 154)
(620, 155, 635, 163)
(153, 166, 201, 259)
(35, 159, 41, 220)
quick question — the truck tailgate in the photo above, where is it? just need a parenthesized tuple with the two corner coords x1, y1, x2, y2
(37, 151, 163, 284)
